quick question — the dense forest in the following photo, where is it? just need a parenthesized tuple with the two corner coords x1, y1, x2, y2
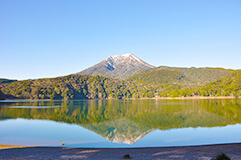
(0, 78, 17, 84)
(128, 67, 232, 86)
(0, 75, 155, 100)
(0, 68, 240, 100)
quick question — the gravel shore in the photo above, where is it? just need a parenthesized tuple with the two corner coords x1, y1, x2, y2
(1, 143, 241, 160)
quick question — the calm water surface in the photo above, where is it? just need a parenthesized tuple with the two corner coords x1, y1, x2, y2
(0, 99, 241, 148)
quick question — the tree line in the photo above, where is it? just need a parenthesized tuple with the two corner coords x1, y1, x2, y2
(0, 70, 240, 100)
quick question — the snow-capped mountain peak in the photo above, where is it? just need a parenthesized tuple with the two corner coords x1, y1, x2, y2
(106, 53, 153, 68)
(78, 53, 154, 79)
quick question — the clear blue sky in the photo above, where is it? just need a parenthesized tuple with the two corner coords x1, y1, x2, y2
(1, 0, 241, 80)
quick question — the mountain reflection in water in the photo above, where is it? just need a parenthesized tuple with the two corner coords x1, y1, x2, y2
(0, 99, 241, 145)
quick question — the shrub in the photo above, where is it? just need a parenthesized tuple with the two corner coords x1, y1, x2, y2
(212, 153, 231, 160)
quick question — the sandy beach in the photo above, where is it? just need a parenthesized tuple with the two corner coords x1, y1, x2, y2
(1, 143, 241, 160)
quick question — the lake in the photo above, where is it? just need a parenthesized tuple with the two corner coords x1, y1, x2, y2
(0, 99, 241, 148)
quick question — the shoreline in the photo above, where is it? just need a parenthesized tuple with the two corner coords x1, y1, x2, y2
(1, 142, 241, 149)
(139, 96, 241, 100)
(1, 96, 240, 101)
(0, 144, 32, 149)
(1, 143, 241, 159)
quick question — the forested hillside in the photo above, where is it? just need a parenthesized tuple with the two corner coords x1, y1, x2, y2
(0, 75, 155, 100)
(0, 68, 240, 100)
(127, 69, 185, 85)
(0, 90, 5, 100)
(199, 70, 241, 97)
(128, 67, 232, 86)
(0, 79, 17, 84)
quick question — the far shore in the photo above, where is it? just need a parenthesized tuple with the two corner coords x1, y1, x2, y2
(139, 96, 241, 100)
(1, 143, 241, 159)
(1, 96, 240, 101)
(0, 144, 32, 149)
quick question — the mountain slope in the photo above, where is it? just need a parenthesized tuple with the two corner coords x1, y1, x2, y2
(0, 78, 17, 84)
(1, 69, 240, 100)
(77, 53, 154, 79)
(199, 70, 241, 96)
(128, 66, 232, 86)
(0, 74, 154, 100)
(0, 90, 6, 100)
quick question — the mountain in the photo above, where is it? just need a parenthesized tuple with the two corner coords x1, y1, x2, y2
(0, 54, 241, 100)
(0, 69, 241, 100)
(77, 53, 154, 79)
(84, 119, 153, 144)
